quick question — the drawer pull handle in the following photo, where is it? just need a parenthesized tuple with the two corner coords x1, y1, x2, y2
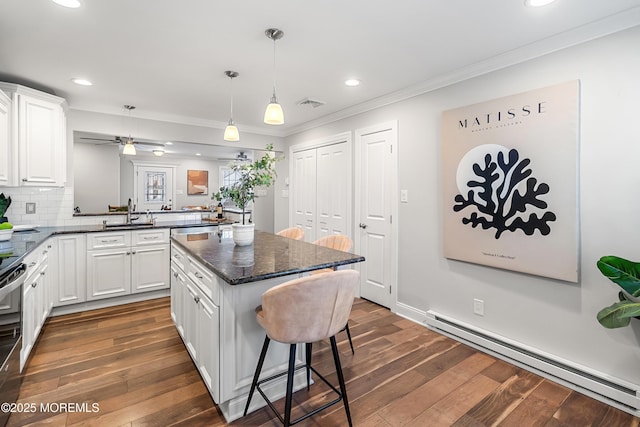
(173, 272, 178, 278)
(194, 272, 204, 279)
(102, 239, 119, 243)
(126, 251, 131, 255)
(142, 236, 157, 240)
(29, 262, 36, 268)
(32, 282, 37, 288)
(194, 296, 200, 304)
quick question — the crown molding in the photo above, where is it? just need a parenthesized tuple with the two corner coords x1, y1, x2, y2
(283, 6, 640, 137)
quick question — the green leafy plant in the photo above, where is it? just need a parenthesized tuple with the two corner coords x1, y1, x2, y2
(213, 144, 279, 225)
(596, 256, 640, 328)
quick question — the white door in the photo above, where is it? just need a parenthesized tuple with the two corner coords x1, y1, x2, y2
(356, 122, 397, 308)
(316, 143, 349, 238)
(135, 165, 175, 211)
(292, 149, 317, 242)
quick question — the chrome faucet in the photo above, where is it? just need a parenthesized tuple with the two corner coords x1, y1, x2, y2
(127, 198, 132, 224)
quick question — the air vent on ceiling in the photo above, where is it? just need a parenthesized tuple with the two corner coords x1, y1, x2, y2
(297, 98, 326, 108)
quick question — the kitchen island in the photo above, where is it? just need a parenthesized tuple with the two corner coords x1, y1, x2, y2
(169, 230, 365, 422)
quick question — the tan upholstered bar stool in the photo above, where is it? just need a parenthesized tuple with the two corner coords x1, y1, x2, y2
(276, 226, 305, 241)
(310, 234, 356, 354)
(243, 269, 360, 427)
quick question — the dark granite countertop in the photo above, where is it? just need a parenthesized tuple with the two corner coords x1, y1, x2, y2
(170, 230, 365, 285)
(0, 221, 230, 278)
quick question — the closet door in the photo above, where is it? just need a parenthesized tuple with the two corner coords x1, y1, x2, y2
(316, 143, 349, 238)
(292, 149, 317, 242)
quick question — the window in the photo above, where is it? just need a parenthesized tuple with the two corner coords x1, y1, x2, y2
(219, 167, 243, 207)
(144, 171, 166, 202)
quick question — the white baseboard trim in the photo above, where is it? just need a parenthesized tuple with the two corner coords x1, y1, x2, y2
(424, 309, 640, 417)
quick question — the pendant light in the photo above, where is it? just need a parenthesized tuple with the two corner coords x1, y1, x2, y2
(122, 105, 136, 156)
(223, 70, 240, 141)
(264, 28, 284, 125)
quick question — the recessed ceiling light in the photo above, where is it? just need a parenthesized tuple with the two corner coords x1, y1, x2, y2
(165, 141, 173, 145)
(345, 79, 361, 87)
(195, 153, 201, 156)
(71, 78, 92, 86)
(524, 0, 556, 7)
(52, 0, 81, 8)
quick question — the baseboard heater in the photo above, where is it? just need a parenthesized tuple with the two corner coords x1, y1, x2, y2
(425, 310, 640, 415)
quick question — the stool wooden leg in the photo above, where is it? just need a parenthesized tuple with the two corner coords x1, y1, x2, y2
(284, 343, 297, 427)
(330, 336, 353, 427)
(305, 342, 312, 391)
(344, 322, 354, 354)
(244, 335, 271, 416)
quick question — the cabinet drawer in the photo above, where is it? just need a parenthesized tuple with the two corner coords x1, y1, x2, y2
(187, 255, 219, 305)
(87, 231, 131, 250)
(171, 243, 186, 271)
(132, 228, 170, 246)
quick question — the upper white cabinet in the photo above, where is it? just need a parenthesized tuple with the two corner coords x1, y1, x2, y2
(0, 82, 67, 187)
(0, 90, 11, 186)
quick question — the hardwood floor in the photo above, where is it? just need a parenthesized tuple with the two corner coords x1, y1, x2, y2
(7, 297, 639, 426)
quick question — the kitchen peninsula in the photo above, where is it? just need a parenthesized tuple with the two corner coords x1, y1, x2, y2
(169, 230, 365, 421)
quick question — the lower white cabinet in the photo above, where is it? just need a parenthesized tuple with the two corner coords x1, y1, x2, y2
(55, 234, 86, 306)
(87, 229, 169, 301)
(21, 243, 52, 370)
(171, 247, 220, 402)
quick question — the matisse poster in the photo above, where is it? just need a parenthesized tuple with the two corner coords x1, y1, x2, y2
(442, 80, 579, 282)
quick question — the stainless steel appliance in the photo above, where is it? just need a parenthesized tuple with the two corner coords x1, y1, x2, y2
(0, 261, 26, 427)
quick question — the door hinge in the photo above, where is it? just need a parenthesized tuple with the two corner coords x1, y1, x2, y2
(389, 285, 392, 294)
(390, 145, 393, 154)
(390, 215, 392, 224)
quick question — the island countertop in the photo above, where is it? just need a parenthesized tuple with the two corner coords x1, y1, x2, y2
(170, 230, 365, 285)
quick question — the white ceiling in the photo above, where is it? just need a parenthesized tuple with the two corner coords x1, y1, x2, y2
(1, 0, 640, 138)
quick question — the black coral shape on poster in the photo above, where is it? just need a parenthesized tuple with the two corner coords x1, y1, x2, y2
(453, 146, 556, 239)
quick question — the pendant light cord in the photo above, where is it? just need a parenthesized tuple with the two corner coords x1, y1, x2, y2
(271, 38, 277, 99)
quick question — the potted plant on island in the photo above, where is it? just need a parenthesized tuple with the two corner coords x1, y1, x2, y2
(213, 144, 279, 246)
(595, 256, 640, 329)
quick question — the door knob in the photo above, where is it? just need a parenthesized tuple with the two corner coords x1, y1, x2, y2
(359, 223, 368, 229)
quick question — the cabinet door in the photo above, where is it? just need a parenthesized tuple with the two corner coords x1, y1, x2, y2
(21, 277, 36, 370)
(197, 294, 219, 402)
(0, 90, 11, 186)
(17, 94, 65, 186)
(131, 244, 169, 293)
(86, 248, 131, 300)
(183, 281, 199, 360)
(56, 234, 86, 306)
(170, 263, 185, 337)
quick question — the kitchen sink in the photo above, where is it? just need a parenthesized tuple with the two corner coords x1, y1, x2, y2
(103, 222, 155, 230)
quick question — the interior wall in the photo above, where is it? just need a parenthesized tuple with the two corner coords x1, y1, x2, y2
(73, 142, 120, 213)
(282, 26, 640, 387)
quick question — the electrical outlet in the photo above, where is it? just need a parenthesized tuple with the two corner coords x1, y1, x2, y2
(473, 298, 484, 316)
(26, 202, 36, 214)
(400, 189, 409, 203)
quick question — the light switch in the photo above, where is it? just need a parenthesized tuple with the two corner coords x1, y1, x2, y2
(400, 190, 409, 203)
(26, 202, 36, 214)
(282, 189, 289, 198)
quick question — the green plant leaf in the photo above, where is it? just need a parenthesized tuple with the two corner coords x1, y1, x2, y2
(596, 301, 640, 328)
(596, 256, 640, 298)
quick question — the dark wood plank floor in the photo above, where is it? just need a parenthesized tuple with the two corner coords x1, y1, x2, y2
(7, 297, 639, 426)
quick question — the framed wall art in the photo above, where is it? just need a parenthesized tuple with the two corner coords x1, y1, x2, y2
(441, 80, 580, 282)
(187, 169, 208, 195)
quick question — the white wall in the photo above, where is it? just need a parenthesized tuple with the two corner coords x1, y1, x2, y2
(74, 142, 120, 213)
(282, 26, 640, 389)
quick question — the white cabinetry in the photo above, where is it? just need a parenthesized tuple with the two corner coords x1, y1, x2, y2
(55, 234, 87, 306)
(87, 229, 169, 301)
(21, 242, 53, 370)
(0, 83, 66, 187)
(170, 245, 220, 402)
(0, 90, 11, 186)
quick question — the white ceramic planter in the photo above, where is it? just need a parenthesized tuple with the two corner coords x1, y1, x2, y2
(232, 223, 255, 246)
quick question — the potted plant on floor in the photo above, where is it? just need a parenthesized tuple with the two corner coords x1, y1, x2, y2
(595, 256, 640, 328)
(213, 144, 279, 246)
